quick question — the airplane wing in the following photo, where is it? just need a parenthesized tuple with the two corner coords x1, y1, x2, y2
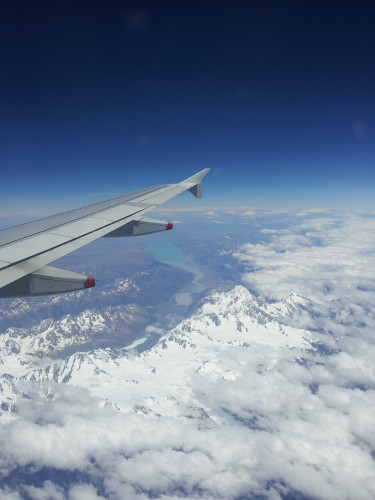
(0, 168, 210, 298)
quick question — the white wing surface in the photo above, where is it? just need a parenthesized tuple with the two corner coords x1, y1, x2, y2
(0, 169, 210, 298)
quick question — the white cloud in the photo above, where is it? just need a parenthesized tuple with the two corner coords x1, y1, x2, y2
(1, 213, 375, 498)
(241, 210, 256, 217)
(23, 481, 65, 500)
(145, 324, 164, 335)
(205, 210, 218, 218)
(0, 488, 22, 500)
(296, 208, 328, 217)
(259, 228, 277, 234)
(235, 215, 375, 302)
(68, 484, 106, 500)
(261, 209, 290, 215)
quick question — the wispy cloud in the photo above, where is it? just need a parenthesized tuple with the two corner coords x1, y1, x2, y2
(296, 208, 328, 217)
(241, 210, 256, 217)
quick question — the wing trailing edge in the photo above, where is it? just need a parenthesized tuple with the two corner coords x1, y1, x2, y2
(104, 218, 173, 237)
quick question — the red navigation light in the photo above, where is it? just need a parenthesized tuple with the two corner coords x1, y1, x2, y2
(166, 222, 173, 231)
(84, 277, 95, 289)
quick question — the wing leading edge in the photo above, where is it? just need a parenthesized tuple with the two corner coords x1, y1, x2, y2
(0, 168, 210, 298)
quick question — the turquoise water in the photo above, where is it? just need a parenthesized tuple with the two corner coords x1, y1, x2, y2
(146, 242, 185, 263)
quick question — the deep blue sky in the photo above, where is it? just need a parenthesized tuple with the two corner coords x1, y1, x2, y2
(1, 1, 374, 213)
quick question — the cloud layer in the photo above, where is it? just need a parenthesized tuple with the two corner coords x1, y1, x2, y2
(0, 213, 374, 499)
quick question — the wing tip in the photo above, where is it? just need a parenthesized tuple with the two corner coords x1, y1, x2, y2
(181, 168, 210, 198)
(182, 168, 211, 185)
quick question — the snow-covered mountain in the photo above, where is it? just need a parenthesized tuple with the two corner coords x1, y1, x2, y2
(0, 266, 192, 330)
(0, 285, 315, 420)
(1, 212, 374, 499)
(1, 281, 373, 499)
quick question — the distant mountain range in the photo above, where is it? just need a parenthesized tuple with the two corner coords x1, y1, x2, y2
(0, 285, 316, 420)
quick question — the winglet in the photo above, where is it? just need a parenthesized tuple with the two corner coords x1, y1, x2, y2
(180, 168, 211, 198)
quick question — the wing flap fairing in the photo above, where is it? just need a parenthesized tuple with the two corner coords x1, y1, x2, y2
(0, 265, 94, 298)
